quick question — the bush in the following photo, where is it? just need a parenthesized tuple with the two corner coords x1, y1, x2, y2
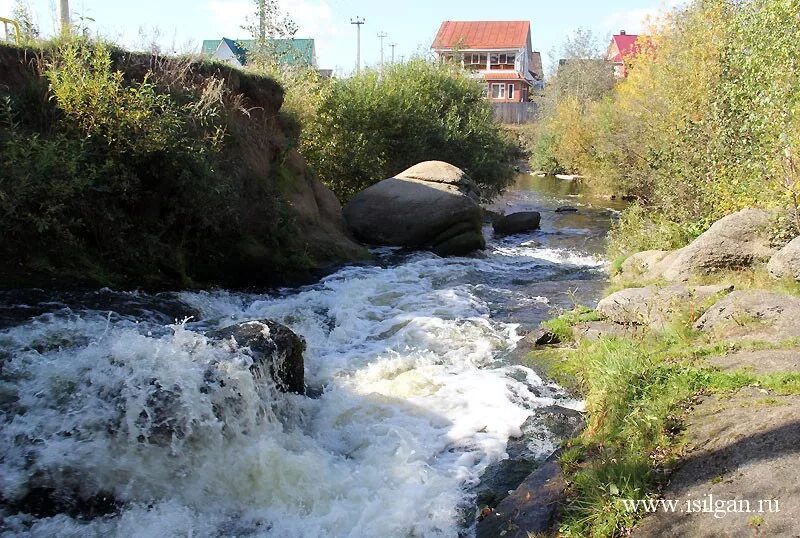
(0, 38, 300, 286)
(299, 59, 516, 201)
(524, 0, 800, 254)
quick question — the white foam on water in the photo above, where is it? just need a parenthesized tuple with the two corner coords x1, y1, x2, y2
(0, 243, 599, 537)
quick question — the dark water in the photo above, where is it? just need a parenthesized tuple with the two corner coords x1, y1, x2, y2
(481, 173, 623, 329)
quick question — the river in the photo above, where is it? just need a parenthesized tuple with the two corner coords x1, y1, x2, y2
(0, 175, 623, 537)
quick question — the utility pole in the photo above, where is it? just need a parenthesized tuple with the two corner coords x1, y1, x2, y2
(390, 43, 397, 64)
(258, 0, 266, 43)
(59, 0, 70, 34)
(350, 16, 365, 74)
(377, 31, 387, 71)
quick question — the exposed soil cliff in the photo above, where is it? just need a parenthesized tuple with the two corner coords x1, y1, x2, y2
(0, 43, 368, 289)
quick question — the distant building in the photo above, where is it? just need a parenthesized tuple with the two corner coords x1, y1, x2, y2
(202, 37, 318, 69)
(431, 20, 541, 102)
(606, 30, 649, 78)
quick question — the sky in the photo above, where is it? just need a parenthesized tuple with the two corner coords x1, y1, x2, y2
(0, 0, 683, 75)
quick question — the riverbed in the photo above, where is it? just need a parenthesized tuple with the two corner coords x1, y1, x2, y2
(0, 175, 622, 537)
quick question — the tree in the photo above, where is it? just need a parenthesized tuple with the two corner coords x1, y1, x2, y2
(562, 27, 604, 60)
(549, 28, 615, 104)
(240, 0, 299, 70)
(12, 0, 39, 42)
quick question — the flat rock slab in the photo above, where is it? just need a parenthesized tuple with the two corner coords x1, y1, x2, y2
(632, 388, 800, 537)
(597, 284, 733, 327)
(707, 348, 800, 375)
(694, 290, 800, 342)
(572, 320, 643, 342)
(476, 459, 566, 538)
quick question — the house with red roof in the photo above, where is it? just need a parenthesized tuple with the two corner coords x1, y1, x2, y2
(606, 30, 649, 78)
(432, 21, 542, 103)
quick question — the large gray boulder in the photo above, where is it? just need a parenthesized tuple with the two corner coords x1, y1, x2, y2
(614, 209, 778, 282)
(209, 320, 305, 393)
(343, 161, 485, 256)
(661, 209, 776, 281)
(694, 290, 800, 342)
(493, 212, 541, 236)
(617, 250, 670, 280)
(767, 236, 800, 281)
(597, 284, 733, 327)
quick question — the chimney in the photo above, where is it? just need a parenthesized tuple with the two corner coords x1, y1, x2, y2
(620, 30, 626, 35)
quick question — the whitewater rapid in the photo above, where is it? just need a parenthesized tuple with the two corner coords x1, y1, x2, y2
(0, 178, 617, 537)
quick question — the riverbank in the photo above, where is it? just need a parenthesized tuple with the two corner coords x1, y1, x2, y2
(511, 208, 800, 537)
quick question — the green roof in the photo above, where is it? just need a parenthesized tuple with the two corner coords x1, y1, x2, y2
(201, 38, 316, 67)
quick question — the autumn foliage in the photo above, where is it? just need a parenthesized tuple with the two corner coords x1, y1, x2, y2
(527, 0, 800, 255)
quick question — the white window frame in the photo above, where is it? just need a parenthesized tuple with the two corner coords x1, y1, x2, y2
(464, 53, 487, 70)
(490, 83, 506, 99)
(507, 84, 514, 100)
(490, 52, 516, 69)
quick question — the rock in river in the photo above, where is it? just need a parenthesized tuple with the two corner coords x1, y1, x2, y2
(343, 161, 485, 256)
(209, 319, 306, 393)
(492, 211, 541, 236)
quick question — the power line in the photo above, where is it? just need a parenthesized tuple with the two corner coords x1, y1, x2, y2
(377, 31, 388, 71)
(350, 16, 365, 74)
(59, 0, 70, 33)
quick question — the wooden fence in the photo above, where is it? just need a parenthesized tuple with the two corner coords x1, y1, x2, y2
(491, 102, 538, 124)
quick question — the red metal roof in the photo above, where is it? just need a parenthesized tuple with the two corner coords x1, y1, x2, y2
(432, 21, 530, 50)
(609, 33, 641, 63)
(483, 72, 526, 80)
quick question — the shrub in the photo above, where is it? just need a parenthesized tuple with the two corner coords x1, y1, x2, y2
(524, 0, 800, 254)
(0, 38, 300, 286)
(299, 59, 516, 201)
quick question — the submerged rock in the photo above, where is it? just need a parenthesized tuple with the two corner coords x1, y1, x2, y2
(492, 211, 541, 236)
(209, 320, 305, 394)
(474, 406, 583, 510)
(343, 161, 485, 256)
(767, 235, 800, 281)
(555, 206, 578, 213)
(477, 459, 566, 538)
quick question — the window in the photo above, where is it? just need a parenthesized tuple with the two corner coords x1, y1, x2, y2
(490, 83, 506, 99)
(490, 52, 516, 70)
(464, 53, 487, 70)
(507, 84, 514, 100)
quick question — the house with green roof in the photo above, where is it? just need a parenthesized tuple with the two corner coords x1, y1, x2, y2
(201, 37, 317, 69)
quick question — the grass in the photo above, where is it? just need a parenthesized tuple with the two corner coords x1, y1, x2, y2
(608, 254, 628, 277)
(537, 314, 800, 537)
(541, 305, 602, 343)
(526, 347, 580, 392)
